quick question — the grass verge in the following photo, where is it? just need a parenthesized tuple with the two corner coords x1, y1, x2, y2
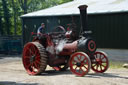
(109, 60, 124, 69)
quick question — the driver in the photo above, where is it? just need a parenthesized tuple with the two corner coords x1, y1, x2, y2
(37, 23, 45, 36)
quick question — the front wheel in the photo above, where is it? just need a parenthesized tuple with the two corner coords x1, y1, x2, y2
(69, 52, 91, 77)
(91, 51, 109, 73)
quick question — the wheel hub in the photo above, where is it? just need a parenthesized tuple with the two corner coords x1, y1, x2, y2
(30, 55, 36, 63)
(96, 59, 102, 65)
(76, 62, 81, 67)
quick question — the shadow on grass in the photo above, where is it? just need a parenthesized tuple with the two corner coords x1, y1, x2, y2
(40, 69, 72, 76)
(0, 81, 38, 85)
(0, 54, 21, 58)
(0, 57, 3, 59)
(87, 72, 128, 79)
(39, 69, 128, 80)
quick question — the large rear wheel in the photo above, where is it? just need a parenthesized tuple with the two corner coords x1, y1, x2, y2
(22, 42, 47, 75)
(69, 52, 91, 77)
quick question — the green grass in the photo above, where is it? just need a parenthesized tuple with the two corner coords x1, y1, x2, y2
(109, 60, 124, 69)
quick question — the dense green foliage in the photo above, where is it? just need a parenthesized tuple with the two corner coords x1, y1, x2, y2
(0, 0, 73, 36)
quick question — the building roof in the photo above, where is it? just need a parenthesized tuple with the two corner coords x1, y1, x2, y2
(21, 0, 128, 17)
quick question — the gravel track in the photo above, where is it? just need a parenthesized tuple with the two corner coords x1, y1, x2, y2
(0, 49, 128, 85)
(0, 56, 128, 85)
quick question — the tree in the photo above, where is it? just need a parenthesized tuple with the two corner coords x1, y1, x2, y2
(18, 0, 27, 14)
(58, 0, 73, 4)
(2, 0, 11, 35)
(0, 1, 3, 35)
(0, 0, 74, 36)
(11, 0, 17, 35)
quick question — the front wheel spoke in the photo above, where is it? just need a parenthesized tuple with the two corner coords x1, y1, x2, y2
(99, 54, 102, 59)
(82, 57, 86, 63)
(102, 61, 107, 63)
(85, 61, 89, 65)
(92, 61, 97, 64)
(101, 64, 106, 67)
(101, 56, 105, 60)
(95, 54, 98, 59)
(77, 56, 81, 62)
(100, 65, 103, 71)
(74, 66, 78, 71)
(96, 64, 99, 70)
(92, 64, 97, 68)
(73, 59, 78, 63)
(83, 65, 88, 70)
(80, 55, 82, 60)
(79, 67, 84, 73)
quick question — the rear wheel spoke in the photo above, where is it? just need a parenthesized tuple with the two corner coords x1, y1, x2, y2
(36, 56, 40, 60)
(24, 57, 30, 61)
(35, 60, 40, 64)
(34, 62, 39, 68)
(26, 64, 31, 68)
(25, 47, 33, 56)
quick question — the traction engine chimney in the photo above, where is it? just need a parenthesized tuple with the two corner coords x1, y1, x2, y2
(78, 5, 91, 36)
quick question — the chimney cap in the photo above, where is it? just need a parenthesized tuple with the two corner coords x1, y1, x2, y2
(78, 5, 88, 10)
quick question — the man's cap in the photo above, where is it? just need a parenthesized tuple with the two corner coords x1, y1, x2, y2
(41, 23, 45, 25)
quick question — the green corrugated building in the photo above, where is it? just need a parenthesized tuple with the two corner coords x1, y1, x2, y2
(0, 16, 2, 35)
(21, 0, 128, 49)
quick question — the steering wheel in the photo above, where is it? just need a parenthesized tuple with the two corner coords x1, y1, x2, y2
(53, 26, 66, 33)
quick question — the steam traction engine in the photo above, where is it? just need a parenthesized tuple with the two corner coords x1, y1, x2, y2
(22, 5, 109, 76)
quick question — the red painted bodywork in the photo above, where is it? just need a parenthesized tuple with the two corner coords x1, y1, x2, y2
(58, 41, 77, 56)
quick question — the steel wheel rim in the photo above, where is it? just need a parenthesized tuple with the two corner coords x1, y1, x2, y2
(23, 43, 41, 75)
(70, 52, 91, 76)
(91, 51, 109, 73)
